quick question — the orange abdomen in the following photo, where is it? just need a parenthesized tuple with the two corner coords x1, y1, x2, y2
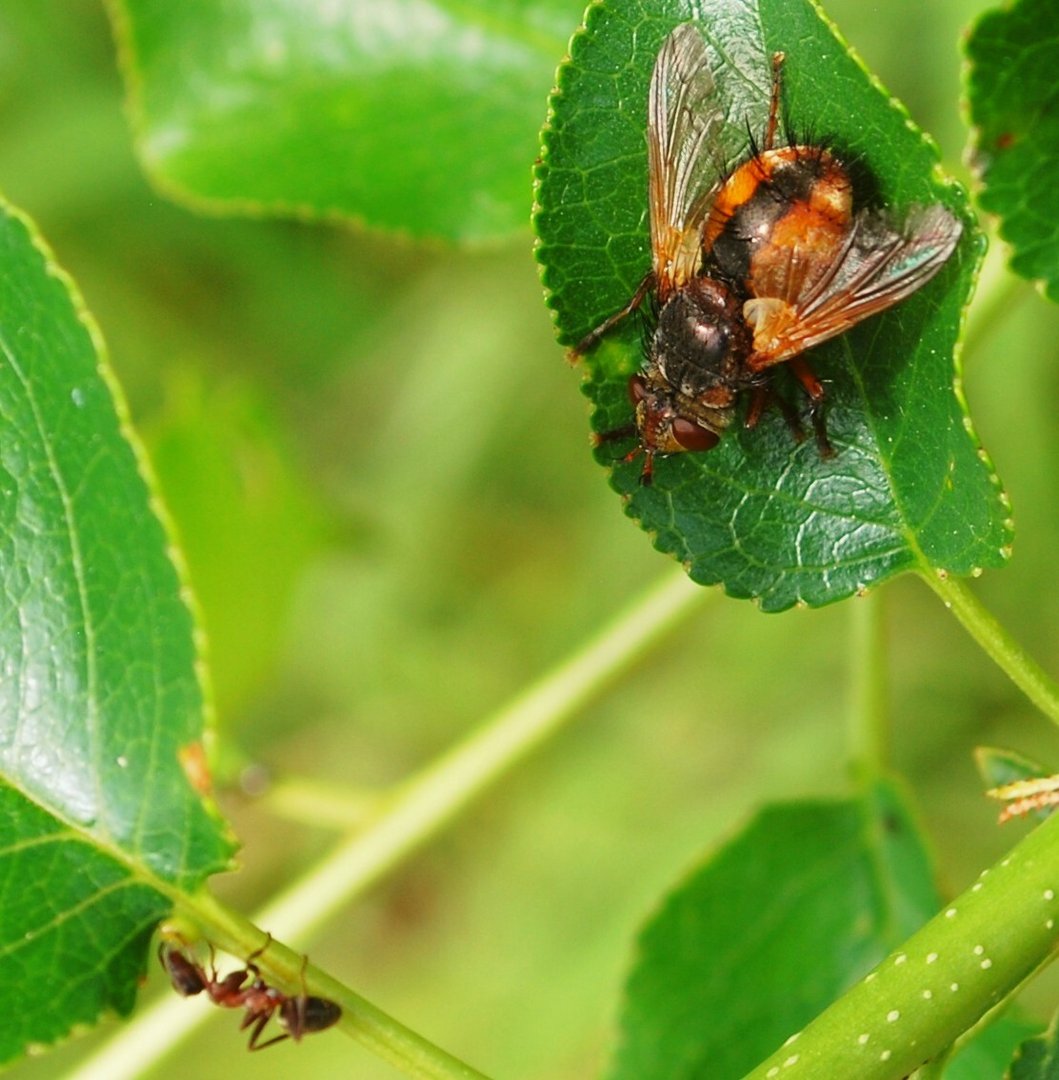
(703, 146, 853, 297)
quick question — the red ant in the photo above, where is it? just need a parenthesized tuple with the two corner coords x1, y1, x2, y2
(158, 934, 341, 1050)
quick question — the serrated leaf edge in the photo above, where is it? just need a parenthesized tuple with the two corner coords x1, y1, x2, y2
(535, 0, 1011, 608)
(0, 193, 239, 869)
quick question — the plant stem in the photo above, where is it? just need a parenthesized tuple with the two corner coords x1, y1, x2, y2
(910, 1050, 951, 1080)
(745, 807, 1059, 1080)
(847, 589, 889, 781)
(193, 897, 489, 1079)
(921, 572, 1059, 728)
(264, 775, 382, 829)
(247, 568, 711, 941)
(65, 568, 714, 1080)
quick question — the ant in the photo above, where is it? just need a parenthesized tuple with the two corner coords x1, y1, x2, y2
(158, 934, 341, 1051)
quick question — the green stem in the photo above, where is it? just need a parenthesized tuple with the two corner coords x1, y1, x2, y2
(847, 590, 889, 781)
(921, 572, 1059, 728)
(264, 775, 382, 829)
(744, 806, 1059, 1079)
(910, 1050, 951, 1080)
(66, 568, 714, 1080)
(220, 569, 711, 944)
(191, 897, 488, 1079)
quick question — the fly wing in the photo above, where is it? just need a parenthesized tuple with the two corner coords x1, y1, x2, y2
(746, 204, 963, 369)
(648, 24, 726, 302)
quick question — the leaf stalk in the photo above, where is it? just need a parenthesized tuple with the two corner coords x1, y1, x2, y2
(66, 569, 713, 1080)
(921, 572, 1059, 728)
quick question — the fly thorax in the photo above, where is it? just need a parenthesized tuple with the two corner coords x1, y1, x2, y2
(653, 285, 747, 398)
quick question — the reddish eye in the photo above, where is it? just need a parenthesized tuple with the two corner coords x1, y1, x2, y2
(672, 418, 720, 452)
(628, 375, 648, 404)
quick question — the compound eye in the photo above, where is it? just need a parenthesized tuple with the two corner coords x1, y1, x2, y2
(671, 417, 720, 452)
(628, 375, 648, 404)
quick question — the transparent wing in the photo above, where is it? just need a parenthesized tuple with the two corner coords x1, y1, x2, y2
(746, 204, 963, 369)
(648, 24, 726, 301)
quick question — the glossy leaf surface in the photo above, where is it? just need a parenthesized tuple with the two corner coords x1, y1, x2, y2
(608, 781, 936, 1080)
(742, 803, 1059, 1078)
(536, 0, 1008, 610)
(952, 1015, 1046, 1080)
(966, 0, 1059, 301)
(610, 778, 1040, 1079)
(109, 0, 579, 242)
(0, 202, 234, 1061)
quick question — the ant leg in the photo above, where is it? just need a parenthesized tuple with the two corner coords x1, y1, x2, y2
(244, 931, 274, 968)
(249, 1031, 291, 1052)
(764, 52, 786, 151)
(287, 955, 310, 1042)
(571, 273, 655, 359)
(283, 953, 343, 1038)
(204, 943, 232, 1005)
(206, 942, 220, 982)
(246, 1011, 290, 1052)
(203, 942, 257, 1006)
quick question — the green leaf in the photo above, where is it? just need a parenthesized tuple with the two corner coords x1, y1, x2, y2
(1009, 1008, 1059, 1079)
(976, 746, 1052, 791)
(975, 747, 1059, 826)
(608, 779, 937, 1080)
(966, 0, 1059, 301)
(107, 0, 579, 242)
(535, 0, 1009, 611)
(0, 200, 235, 1062)
(742, 800, 1059, 1079)
(948, 1013, 1043, 1079)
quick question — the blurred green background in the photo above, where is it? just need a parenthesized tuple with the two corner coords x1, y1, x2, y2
(4, 1, 1059, 1077)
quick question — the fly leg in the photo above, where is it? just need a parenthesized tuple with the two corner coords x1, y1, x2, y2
(789, 357, 834, 457)
(570, 273, 655, 359)
(593, 423, 638, 446)
(746, 383, 807, 444)
(764, 52, 786, 151)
